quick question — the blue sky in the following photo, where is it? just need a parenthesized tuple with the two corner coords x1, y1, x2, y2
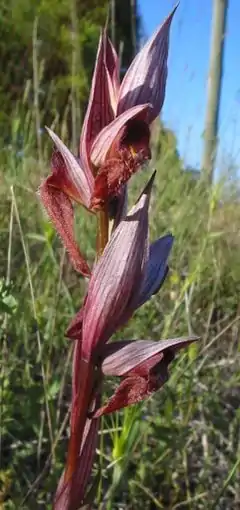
(138, 0, 240, 174)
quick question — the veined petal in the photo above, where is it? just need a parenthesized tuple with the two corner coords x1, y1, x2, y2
(93, 335, 199, 417)
(80, 31, 115, 173)
(105, 33, 120, 112)
(81, 174, 156, 360)
(117, 5, 178, 123)
(137, 234, 174, 308)
(46, 127, 92, 208)
(90, 103, 151, 167)
(39, 181, 91, 277)
(101, 336, 199, 376)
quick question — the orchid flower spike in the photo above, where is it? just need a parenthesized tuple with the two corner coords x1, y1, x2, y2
(39, 5, 200, 510)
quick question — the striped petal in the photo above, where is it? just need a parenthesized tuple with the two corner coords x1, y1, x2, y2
(90, 103, 151, 167)
(80, 31, 115, 173)
(105, 33, 120, 113)
(101, 337, 198, 376)
(46, 127, 93, 208)
(117, 5, 177, 123)
(81, 174, 156, 360)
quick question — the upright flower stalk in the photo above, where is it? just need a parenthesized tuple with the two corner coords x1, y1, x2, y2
(39, 4, 199, 509)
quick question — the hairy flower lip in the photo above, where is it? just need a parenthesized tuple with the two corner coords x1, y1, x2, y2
(39, 182, 91, 276)
(90, 148, 150, 211)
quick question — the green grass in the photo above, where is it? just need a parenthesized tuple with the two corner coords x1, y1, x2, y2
(0, 129, 240, 509)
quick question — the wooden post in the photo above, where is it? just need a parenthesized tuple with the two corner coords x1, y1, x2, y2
(201, 0, 229, 183)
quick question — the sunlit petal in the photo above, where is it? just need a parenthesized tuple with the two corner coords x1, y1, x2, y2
(117, 5, 177, 123)
(46, 127, 93, 207)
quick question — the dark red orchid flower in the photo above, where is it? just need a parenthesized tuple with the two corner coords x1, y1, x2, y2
(39, 6, 177, 275)
(90, 5, 178, 208)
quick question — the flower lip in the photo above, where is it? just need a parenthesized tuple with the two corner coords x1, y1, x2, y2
(39, 181, 91, 277)
(90, 148, 150, 211)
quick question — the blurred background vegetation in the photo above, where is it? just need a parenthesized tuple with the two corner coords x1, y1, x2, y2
(0, 0, 239, 509)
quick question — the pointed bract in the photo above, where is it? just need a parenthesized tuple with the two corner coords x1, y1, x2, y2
(117, 5, 178, 123)
(81, 175, 156, 360)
